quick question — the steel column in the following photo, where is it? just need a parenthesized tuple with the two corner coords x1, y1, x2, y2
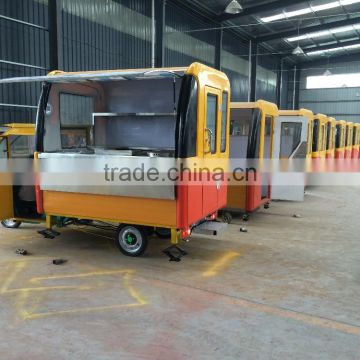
(250, 41, 258, 102)
(48, 0, 63, 71)
(155, 0, 166, 68)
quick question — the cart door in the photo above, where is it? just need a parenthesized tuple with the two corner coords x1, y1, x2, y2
(0, 136, 14, 219)
(203, 87, 222, 215)
(272, 116, 307, 201)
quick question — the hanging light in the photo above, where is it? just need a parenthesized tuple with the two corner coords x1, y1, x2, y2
(224, 0, 243, 14)
(323, 56, 332, 76)
(292, 20, 304, 56)
(292, 45, 305, 55)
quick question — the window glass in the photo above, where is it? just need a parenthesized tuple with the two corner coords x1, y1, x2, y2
(326, 123, 332, 150)
(0, 138, 8, 158)
(206, 94, 218, 154)
(307, 123, 313, 154)
(307, 73, 360, 89)
(9, 135, 34, 157)
(221, 92, 228, 153)
(280, 122, 302, 158)
(335, 125, 341, 149)
(352, 128, 357, 146)
(263, 116, 273, 159)
(346, 127, 351, 147)
(229, 108, 261, 159)
(321, 125, 326, 151)
(312, 120, 319, 152)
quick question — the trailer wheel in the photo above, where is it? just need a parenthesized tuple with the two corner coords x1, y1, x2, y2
(115, 224, 148, 257)
(222, 212, 233, 224)
(242, 213, 250, 222)
(154, 227, 171, 239)
(1, 219, 22, 229)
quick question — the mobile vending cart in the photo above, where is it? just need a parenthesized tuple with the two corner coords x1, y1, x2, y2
(271, 110, 309, 202)
(222, 100, 278, 223)
(345, 122, 354, 159)
(0, 63, 230, 260)
(0, 123, 42, 228)
(335, 120, 346, 159)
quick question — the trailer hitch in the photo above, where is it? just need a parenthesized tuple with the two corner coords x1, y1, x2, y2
(162, 245, 188, 262)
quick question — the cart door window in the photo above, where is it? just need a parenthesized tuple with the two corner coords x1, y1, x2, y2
(353, 129, 357, 146)
(220, 92, 228, 153)
(280, 122, 302, 158)
(335, 125, 341, 149)
(346, 127, 351, 147)
(0, 138, 8, 158)
(206, 94, 218, 154)
(321, 124, 326, 151)
(307, 123, 313, 155)
(312, 120, 319, 152)
(263, 116, 273, 159)
(326, 123, 332, 150)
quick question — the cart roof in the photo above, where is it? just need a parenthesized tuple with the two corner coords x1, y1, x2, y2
(0, 68, 187, 84)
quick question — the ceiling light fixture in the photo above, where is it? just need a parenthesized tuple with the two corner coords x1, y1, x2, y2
(224, 0, 243, 14)
(307, 43, 360, 56)
(292, 21, 305, 56)
(261, 0, 360, 23)
(287, 24, 360, 42)
(292, 45, 305, 55)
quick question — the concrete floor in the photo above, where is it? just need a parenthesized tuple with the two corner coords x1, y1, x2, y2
(0, 186, 359, 359)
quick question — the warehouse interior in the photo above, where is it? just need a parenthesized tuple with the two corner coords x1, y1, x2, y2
(0, 0, 360, 359)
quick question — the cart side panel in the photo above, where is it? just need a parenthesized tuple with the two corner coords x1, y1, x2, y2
(43, 191, 177, 228)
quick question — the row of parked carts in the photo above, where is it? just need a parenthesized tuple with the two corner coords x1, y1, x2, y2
(0, 62, 358, 260)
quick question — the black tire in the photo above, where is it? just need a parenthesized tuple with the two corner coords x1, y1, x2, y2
(222, 212, 232, 224)
(154, 227, 171, 239)
(115, 224, 148, 257)
(242, 214, 250, 222)
(1, 219, 22, 229)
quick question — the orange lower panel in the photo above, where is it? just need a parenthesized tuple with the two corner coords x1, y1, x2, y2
(43, 191, 177, 228)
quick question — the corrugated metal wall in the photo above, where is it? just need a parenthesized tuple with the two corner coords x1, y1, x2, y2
(256, 55, 278, 103)
(221, 32, 249, 102)
(164, 1, 215, 67)
(298, 60, 360, 123)
(61, 0, 152, 71)
(0, 0, 48, 124)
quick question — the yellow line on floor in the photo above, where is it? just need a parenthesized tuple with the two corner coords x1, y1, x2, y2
(203, 251, 241, 277)
(5, 285, 92, 293)
(30, 269, 134, 282)
(0, 261, 26, 294)
(23, 303, 144, 320)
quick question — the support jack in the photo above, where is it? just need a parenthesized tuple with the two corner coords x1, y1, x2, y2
(162, 245, 188, 262)
(38, 229, 60, 239)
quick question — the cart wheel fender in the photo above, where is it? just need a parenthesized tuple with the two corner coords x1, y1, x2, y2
(115, 224, 148, 257)
(1, 219, 22, 229)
